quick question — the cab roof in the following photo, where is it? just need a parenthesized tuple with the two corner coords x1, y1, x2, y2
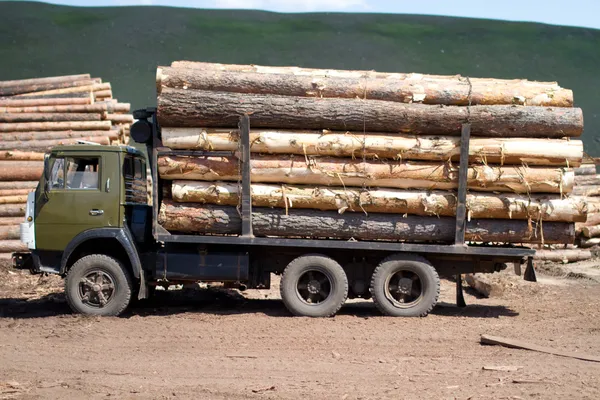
(50, 144, 144, 157)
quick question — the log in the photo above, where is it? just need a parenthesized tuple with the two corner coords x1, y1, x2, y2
(0, 204, 25, 217)
(14, 82, 110, 97)
(157, 66, 573, 107)
(0, 189, 33, 196)
(11, 91, 93, 100)
(158, 201, 574, 244)
(0, 129, 119, 141)
(464, 274, 502, 298)
(0, 74, 91, 88)
(94, 90, 113, 99)
(0, 151, 45, 161)
(574, 175, 600, 185)
(172, 181, 588, 222)
(105, 113, 134, 124)
(0, 121, 112, 132)
(0, 217, 24, 226)
(579, 238, 600, 248)
(574, 165, 597, 175)
(0, 103, 130, 114)
(576, 213, 600, 229)
(0, 79, 97, 96)
(0, 195, 28, 204)
(0, 161, 43, 181)
(533, 249, 593, 263)
(0, 181, 38, 190)
(158, 155, 574, 194)
(0, 97, 92, 107)
(573, 185, 600, 196)
(0, 136, 111, 151)
(0, 226, 20, 240)
(582, 225, 600, 238)
(0, 113, 103, 122)
(0, 240, 27, 252)
(157, 88, 583, 137)
(162, 128, 583, 167)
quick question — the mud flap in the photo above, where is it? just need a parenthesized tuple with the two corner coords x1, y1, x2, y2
(456, 274, 466, 308)
(523, 257, 537, 282)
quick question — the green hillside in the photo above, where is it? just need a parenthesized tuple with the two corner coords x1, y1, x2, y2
(0, 1, 598, 155)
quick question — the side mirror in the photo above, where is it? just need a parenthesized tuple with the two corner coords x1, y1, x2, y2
(43, 154, 50, 196)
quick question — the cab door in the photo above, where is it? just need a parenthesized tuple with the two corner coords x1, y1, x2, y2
(35, 151, 121, 251)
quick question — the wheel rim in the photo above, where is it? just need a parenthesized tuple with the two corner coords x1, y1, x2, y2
(295, 269, 333, 305)
(384, 269, 423, 308)
(78, 269, 116, 308)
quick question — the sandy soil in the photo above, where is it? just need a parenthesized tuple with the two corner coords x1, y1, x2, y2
(1, 259, 599, 400)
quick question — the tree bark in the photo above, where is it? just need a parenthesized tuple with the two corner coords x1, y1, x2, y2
(0, 181, 38, 190)
(157, 88, 583, 138)
(581, 225, 600, 238)
(0, 151, 44, 161)
(13, 83, 110, 97)
(0, 113, 103, 122)
(0, 189, 33, 197)
(8, 91, 93, 100)
(0, 97, 92, 107)
(0, 136, 110, 151)
(0, 161, 43, 181)
(171, 61, 567, 89)
(0, 226, 20, 240)
(579, 237, 600, 248)
(573, 185, 600, 196)
(0, 217, 24, 226)
(0, 103, 130, 114)
(574, 165, 597, 175)
(171, 181, 588, 222)
(0, 129, 118, 141)
(0, 204, 25, 217)
(0, 74, 91, 88)
(162, 127, 583, 167)
(533, 249, 593, 262)
(157, 66, 573, 107)
(0, 195, 28, 204)
(158, 201, 574, 244)
(0, 240, 27, 252)
(0, 79, 97, 97)
(158, 155, 574, 194)
(0, 121, 112, 132)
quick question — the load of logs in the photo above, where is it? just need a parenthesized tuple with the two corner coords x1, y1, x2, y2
(0, 74, 133, 258)
(155, 61, 587, 246)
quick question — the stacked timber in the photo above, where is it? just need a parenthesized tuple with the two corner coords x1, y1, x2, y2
(155, 61, 587, 245)
(0, 74, 133, 257)
(575, 162, 600, 249)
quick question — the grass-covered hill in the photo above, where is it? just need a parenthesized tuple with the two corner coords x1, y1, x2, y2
(1, 1, 598, 155)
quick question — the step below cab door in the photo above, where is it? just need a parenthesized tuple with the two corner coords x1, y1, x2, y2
(35, 151, 121, 251)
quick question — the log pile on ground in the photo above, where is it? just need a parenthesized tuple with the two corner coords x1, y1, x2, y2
(574, 162, 600, 250)
(0, 74, 133, 256)
(156, 61, 587, 245)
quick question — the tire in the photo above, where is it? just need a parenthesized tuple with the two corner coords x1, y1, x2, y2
(280, 254, 348, 317)
(65, 254, 133, 316)
(370, 254, 440, 317)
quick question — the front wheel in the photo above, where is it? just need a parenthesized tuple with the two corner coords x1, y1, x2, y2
(280, 254, 348, 317)
(65, 254, 133, 316)
(370, 254, 440, 317)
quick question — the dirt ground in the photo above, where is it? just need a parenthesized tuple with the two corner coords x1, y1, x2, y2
(1, 258, 600, 400)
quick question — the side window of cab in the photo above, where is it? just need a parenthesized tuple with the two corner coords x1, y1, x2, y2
(49, 156, 100, 190)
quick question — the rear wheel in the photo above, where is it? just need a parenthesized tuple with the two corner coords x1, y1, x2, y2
(65, 254, 132, 316)
(370, 254, 440, 317)
(280, 254, 348, 317)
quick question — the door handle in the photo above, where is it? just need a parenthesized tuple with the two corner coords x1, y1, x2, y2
(89, 209, 104, 216)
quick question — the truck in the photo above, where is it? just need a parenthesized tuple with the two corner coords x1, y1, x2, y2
(13, 108, 537, 317)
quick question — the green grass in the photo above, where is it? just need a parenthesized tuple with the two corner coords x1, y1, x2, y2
(0, 1, 598, 156)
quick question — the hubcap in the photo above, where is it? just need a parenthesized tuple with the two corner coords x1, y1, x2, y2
(296, 270, 332, 305)
(78, 270, 116, 308)
(384, 269, 423, 308)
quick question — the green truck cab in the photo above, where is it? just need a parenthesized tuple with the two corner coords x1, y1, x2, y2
(14, 109, 536, 318)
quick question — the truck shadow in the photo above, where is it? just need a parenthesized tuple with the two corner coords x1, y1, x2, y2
(0, 290, 519, 319)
